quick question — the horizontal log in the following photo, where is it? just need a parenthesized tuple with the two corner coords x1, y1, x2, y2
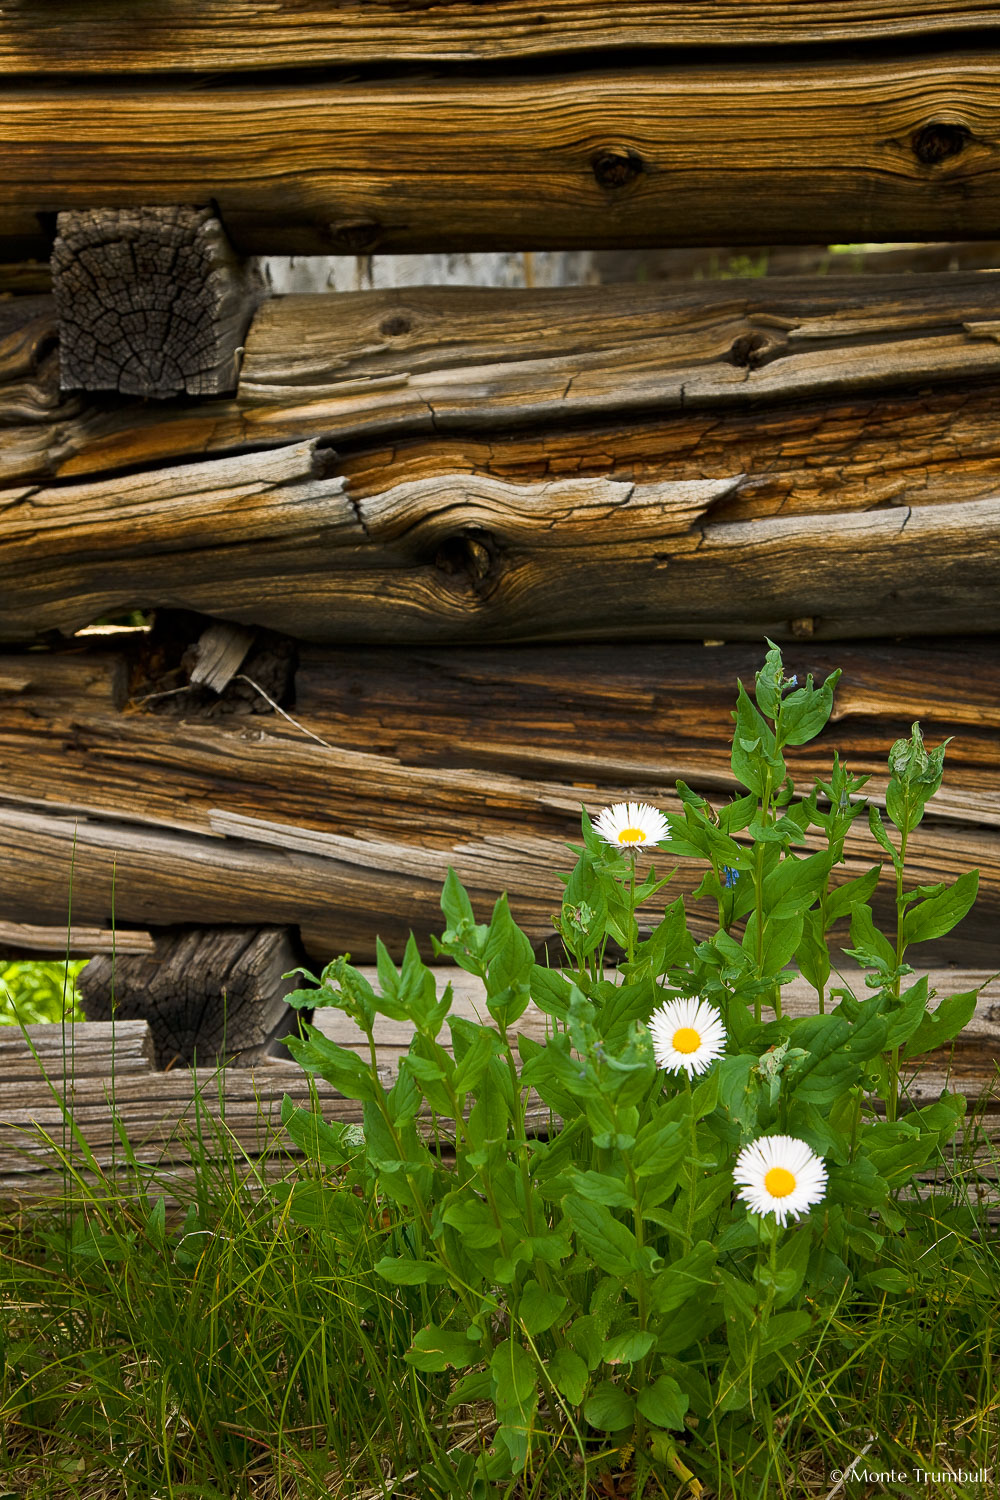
(0, 921, 153, 956)
(4, 969, 996, 1206)
(6, 272, 1000, 485)
(1, 3, 997, 72)
(0, 1019, 155, 1082)
(312, 968, 1000, 1115)
(5, 429, 998, 646)
(0, 633, 997, 965)
(4, 60, 1000, 255)
(7, 273, 1000, 647)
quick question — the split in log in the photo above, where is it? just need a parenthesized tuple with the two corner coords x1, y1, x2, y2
(0, 631, 997, 966)
(4, 275, 1000, 644)
(78, 927, 309, 1069)
(5, 60, 1000, 255)
(52, 207, 263, 398)
(0, 2, 997, 71)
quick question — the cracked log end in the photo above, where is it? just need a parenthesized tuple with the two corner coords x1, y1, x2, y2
(52, 206, 263, 399)
(78, 926, 308, 1068)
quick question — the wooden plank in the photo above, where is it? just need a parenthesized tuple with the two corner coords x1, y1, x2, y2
(0, 1019, 155, 1081)
(0, 922, 153, 957)
(0, 780, 996, 968)
(1, 3, 998, 71)
(0, 632, 997, 966)
(3, 60, 1000, 256)
(3, 970, 996, 1205)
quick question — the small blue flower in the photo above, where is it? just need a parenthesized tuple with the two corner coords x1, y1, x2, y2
(722, 866, 740, 888)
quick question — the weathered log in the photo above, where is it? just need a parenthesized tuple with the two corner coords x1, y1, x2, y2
(4, 273, 1000, 486)
(3, 970, 997, 1208)
(0, 2, 996, 71)
(52, 207, 262, 398)
(78, 928, 309, 1069)
(4, 60, 1000, 255)
(315, 966, 1000, 1111)
(0, 632, 996, 966)
(0, 1019, 155, 1083)
(4, 429, 998, 646)
(0, 922, 154, 958)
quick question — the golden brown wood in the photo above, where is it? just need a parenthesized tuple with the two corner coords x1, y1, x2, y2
(0, 633, 996, 964)
(2, 60, 1000, 255)
(4, 428, 998, 646)
(0, 3, 996, 71)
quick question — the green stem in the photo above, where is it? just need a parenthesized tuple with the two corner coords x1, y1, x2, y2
(684, 1072, 698, 1252)
(887, 822, 911, 1125)
(626, 852, 637, 964)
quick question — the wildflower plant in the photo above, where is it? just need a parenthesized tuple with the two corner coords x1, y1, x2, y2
(280, 641, 982, 1493)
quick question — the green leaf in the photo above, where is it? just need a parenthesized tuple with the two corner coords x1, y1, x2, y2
(848, 904, 896, 970)
(568, 1169, 634, 1209)
(518, 1280, 567, 1336)
(283, 1028, 384, 1106)
(903, 987, 978, 1059)
(441, 866, 476, 933)
(546, 1348, 589, 1406)
(795, 907, 830, 996)
(279, 1097, 363, 1168)
(902, 870, 979, 946)
(648, 1241, 718, 1317)
(778, 669, 841, 746)
(441, 1194, 502, 1250)
(762, 849, 832, 920)
(490, 1338, 538, 1462)
(825, 863, 883, 925)
(406, 1325, 477, 1372)
(564, 1196, 639, 1278)
(731, 680, 784, 796)
(636, 1375, 689, 1432)
(449, 1015, 500, 1095)
(603, 1328, 655, 1365)
(583, 1381, 635, 1432)
(375, 1256, 448, 1286)
(568, 1313, 608, 1372)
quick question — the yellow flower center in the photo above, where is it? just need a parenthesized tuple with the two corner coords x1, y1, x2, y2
(672, 1027, 701, 1055)
(618, 827, 647, 844)
(764, 1166, 797, 1199)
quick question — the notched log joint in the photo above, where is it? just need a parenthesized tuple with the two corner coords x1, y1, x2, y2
(53, 206, 264, 399)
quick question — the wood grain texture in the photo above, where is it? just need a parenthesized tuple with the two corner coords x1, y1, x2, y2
(2, 59, 1000, 254)
(0, 922, 153, 956)
(0, 1019, 155, 1082)
(6, 274, 1000, 485)
(1, 2, 999, 71)
(52, 207, 262, 398)
(0, 632, 997, 965)
(79, 928, 306, 1068)
(4, 429, 998, 646)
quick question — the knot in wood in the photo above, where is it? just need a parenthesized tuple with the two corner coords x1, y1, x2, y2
(728, 331, 774, 370)
(591, 147, 644, 191)
(912, 122, 970, 165)
(435, 529, 497, 589)
(379, 314, 411, 337)
(327, 219, 382, 252)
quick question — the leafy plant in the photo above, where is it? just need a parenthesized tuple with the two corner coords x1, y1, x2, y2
(0, 961, 86, 1025)
(281, 641, 983, 1493)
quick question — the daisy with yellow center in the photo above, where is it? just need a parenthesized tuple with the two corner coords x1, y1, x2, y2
(733, 1135, 827, 1227)
(593, 801, 670, 851)
(647, 996, 726, 1077)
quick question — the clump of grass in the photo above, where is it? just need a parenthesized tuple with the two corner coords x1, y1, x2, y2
(0, 961, 86, 1026)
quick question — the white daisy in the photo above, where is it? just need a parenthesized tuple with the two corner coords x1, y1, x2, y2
(647, 996, 726, 1077)
(733, 1135, 827, 1227)
(593, 801, 670, 852)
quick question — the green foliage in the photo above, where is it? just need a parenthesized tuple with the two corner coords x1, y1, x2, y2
(281, 641, 984, 1491)
(0, 960, 86, 1024)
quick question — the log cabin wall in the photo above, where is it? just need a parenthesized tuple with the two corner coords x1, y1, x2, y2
(2, 4, 1000, 1061)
